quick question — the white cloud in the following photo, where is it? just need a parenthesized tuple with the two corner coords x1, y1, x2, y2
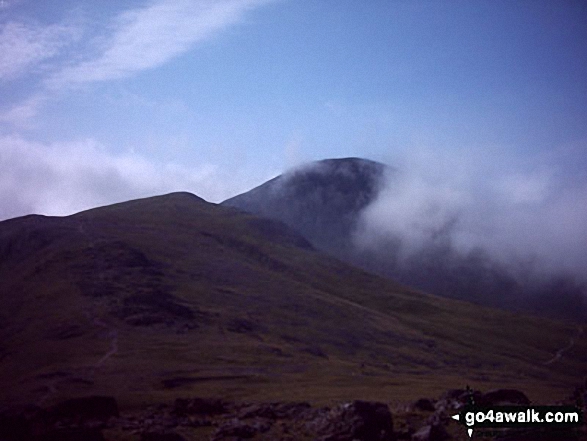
(355, 145, 587, 274)
(358, 170, 467, 252)
(0, 20, 78, 81)
(495, 172, 551, 204)
(0, 94, 45, 128)
(0, 135, 249, 220)
(50, 0, 273, 86)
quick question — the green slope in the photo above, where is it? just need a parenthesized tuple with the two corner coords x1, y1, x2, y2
(0, 192, 584, 410)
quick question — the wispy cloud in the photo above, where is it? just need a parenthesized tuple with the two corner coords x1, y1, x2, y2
(0, 94, 45, 128)
(0, 135, 250, 221)
(0, 20, 79, 81)
(50, 0, 272, 86)
(0, 0, 273, 128)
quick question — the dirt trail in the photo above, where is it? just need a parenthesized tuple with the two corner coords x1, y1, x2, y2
(92, 317, 119, 368)
(35, 316, 119, 406)
(543, 325, 583, 366)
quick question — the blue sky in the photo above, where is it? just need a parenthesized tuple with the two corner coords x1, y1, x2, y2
(1, 0, 586, 258)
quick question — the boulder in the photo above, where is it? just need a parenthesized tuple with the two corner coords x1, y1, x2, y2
(479, 389, 530, 406)
(436, 388, 481, 410)
(411, 424, 450, 441)
(173, 397, 228, 416)
(312, 400, 394, 441)
(212, 418, 266, 440)
(412, 399, 435, 412)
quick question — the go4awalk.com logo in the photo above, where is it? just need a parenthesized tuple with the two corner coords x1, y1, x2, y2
(452, 405, 583, 438)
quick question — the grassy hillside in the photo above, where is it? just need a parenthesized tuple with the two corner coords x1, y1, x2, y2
(0, 192, 584, 411)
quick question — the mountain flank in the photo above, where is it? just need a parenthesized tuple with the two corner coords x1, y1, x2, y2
(222, 157, 586, 320)
(0, 191, 585, 417)
(223, 157, 387, 255)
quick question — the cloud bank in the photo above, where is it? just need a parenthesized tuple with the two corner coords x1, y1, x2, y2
(0, 0, 277, 219)
(0, 135, 248, 221)
(352, 146, 587, 318)
(357, 146, 587, 274)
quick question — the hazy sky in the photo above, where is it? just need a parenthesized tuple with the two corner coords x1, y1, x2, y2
(1, 0, 587, 225)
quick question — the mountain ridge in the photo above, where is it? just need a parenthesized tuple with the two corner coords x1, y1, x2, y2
(0, 191, 585, 413)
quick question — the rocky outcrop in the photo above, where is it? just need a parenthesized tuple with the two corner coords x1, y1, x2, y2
(2, 386, 583, 441)
(212, 418, 271, 440)
(310, 400, 394, 441)
(236, 401, 311, 420)
(412, 398, 435, 412)
(172, 397, 228, 417)
(411, 423, 450, 441)
(478, 389, 530, 406)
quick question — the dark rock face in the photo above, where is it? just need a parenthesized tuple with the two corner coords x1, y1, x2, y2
(48, 396, 119, 421)
(312, 400, 394, 441)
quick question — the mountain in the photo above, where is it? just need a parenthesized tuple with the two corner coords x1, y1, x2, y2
(223, 157, 387, 256)
(222, 158, 586, 320)
(0, 192, 584, 415)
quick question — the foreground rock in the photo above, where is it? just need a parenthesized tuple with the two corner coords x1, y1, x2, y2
(310, 400, 394, 441)
(478, 389, 530, 406)
(411, 423, 450, 441)
(1, 385, 585, 440)
(173, 398, 228, 417)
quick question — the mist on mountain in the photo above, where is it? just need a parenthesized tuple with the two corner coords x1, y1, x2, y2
(224, 154, 587, 321)
(354, 148, 586, 320)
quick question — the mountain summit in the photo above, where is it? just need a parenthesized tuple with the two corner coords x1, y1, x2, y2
(223, 157, 388, 254)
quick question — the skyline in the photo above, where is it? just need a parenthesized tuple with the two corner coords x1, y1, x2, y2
(1, 1, 586, 274)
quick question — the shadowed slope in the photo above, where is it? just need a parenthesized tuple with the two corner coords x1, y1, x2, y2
(223, 158, 387, 254)
(0, 192, 585, 411)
